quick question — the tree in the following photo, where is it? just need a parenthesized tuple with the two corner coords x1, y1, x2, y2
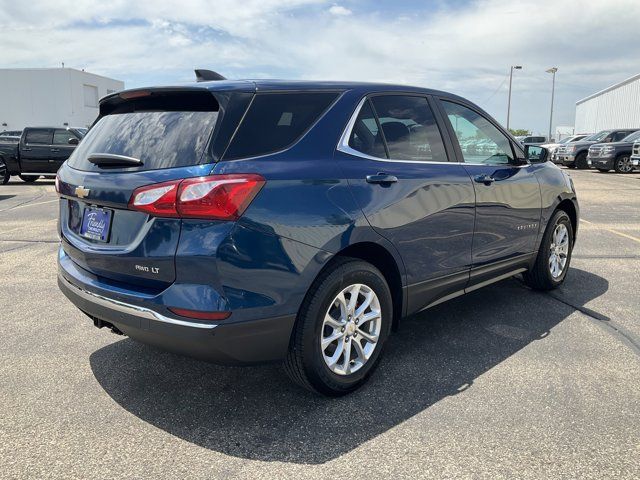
(509, 128, 530, 136)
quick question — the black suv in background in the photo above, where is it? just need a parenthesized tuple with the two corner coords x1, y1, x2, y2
(587, 130, 640, 173)
(0, 127, 85, 184)
(558, 129, 638, 169)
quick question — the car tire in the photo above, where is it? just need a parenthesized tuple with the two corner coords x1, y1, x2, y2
(614, 155, 633, 174)
(596, 168, 610, 173)
(523, 210, 574, 291)
(19, 175, 39, 183)
(0, 159, 9, 185)
(575, 152, 589, 169)
(284, 257, 393, 396)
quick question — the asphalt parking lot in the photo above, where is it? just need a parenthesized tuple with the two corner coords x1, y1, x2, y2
(1, 169, 639, 479)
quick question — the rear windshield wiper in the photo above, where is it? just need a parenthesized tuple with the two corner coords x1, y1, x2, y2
(88, 153, 143, 167)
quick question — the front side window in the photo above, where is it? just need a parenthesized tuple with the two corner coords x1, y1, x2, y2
(442, 101, 514, 165)
(53, 129, 78, 145)
(25, 129, 52, 145)
(612, 131, 632, 142)
(370, 95, 448, 162)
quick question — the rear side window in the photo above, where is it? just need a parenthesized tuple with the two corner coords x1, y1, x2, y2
(370, 95, 448, 162)
(25, 129, 52, 144)
(67, 111, 218, 171)
(348, 100, 387, 158)
(223, 92, 339, 160)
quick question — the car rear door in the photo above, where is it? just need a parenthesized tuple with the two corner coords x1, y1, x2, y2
(435, 98, 542, 286)
(20, 128, 53, 173)
(336, 93, 475, 314)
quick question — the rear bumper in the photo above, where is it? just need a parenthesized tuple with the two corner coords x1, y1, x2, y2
(58, 259, 296, 366)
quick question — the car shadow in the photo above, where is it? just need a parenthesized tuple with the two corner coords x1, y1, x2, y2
(90, 267, 608, 464)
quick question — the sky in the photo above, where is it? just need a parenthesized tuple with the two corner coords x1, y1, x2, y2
(1, 0, 639, 135)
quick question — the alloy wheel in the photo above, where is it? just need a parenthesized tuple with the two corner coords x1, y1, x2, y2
(0, 159, 8, 185)
(616, 156, 632, 173)
(320, 283, 382, 376)
(549, 223, 569, 278)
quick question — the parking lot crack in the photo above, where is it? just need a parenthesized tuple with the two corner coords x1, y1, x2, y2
(548, 292, 640, 357)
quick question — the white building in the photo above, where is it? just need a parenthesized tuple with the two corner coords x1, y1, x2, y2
(0, 68, 124, 131)
(575, 73, 640, 133)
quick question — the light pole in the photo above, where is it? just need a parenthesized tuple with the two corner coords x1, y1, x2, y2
(546, 67, 558, 141)
(506, 65, 522, 131)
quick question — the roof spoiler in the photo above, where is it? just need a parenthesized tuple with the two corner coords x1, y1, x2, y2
(195, 69, 226, 82)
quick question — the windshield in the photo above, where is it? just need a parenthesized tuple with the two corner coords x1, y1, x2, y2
(620, 130, 640, 142)
(558, 137, 572, 144)
(584, 131, 610, 142)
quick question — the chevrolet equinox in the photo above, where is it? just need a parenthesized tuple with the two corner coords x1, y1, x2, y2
(56, 78, 579, 396)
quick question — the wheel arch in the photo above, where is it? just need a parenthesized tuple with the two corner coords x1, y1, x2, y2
(556, 198, 578, 241)
(311, 242, 405, 330)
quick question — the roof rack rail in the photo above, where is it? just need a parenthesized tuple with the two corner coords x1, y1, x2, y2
(194, 69, 226, 82)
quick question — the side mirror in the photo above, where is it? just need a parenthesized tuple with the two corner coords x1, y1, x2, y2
(525, 145, 548, 163)
(68, 137, 79, 145)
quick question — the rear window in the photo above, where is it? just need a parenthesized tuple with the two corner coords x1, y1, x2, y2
(67, 111, 218, 171)
(223, 92, 339, 160)
(25, 129, 52, 144)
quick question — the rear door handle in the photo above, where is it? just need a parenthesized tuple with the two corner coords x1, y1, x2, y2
(50, 148, 60, 152)
(474, 174, 495, 185)
(22, 147, 32, 151)
(366, 173, 398, 185)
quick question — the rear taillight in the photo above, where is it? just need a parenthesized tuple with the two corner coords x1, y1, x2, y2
(128, 174, 265, 220)
(129, 180, 181, 217)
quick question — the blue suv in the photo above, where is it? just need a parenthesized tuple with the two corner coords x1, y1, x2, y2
(56, 79, 579, 396)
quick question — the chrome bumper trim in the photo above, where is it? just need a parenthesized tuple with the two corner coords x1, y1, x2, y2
(59, 272, 218, 330)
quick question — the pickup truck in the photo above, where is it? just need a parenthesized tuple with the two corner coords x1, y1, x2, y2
(0, 127, 86, 185)
(557, 129, 638, 169)
(587, 129, 640, 173)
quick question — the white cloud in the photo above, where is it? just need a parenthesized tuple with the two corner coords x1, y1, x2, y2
(328, 5, 352, 16)
(0, 0, 639, 132)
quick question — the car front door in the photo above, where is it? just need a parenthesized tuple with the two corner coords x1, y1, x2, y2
(50, 129, 79, 172)
(436, 99, 542, 287)
(20, 128, 53, 173)
(336, 94, 476, 314)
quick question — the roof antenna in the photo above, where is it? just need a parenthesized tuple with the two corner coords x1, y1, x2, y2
(195, 69, 226, 82)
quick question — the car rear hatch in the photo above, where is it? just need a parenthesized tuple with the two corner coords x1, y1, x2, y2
(57, 85, 255, 292)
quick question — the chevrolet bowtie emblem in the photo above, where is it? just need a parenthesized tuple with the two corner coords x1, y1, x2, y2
(75, 186, 90, 198)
